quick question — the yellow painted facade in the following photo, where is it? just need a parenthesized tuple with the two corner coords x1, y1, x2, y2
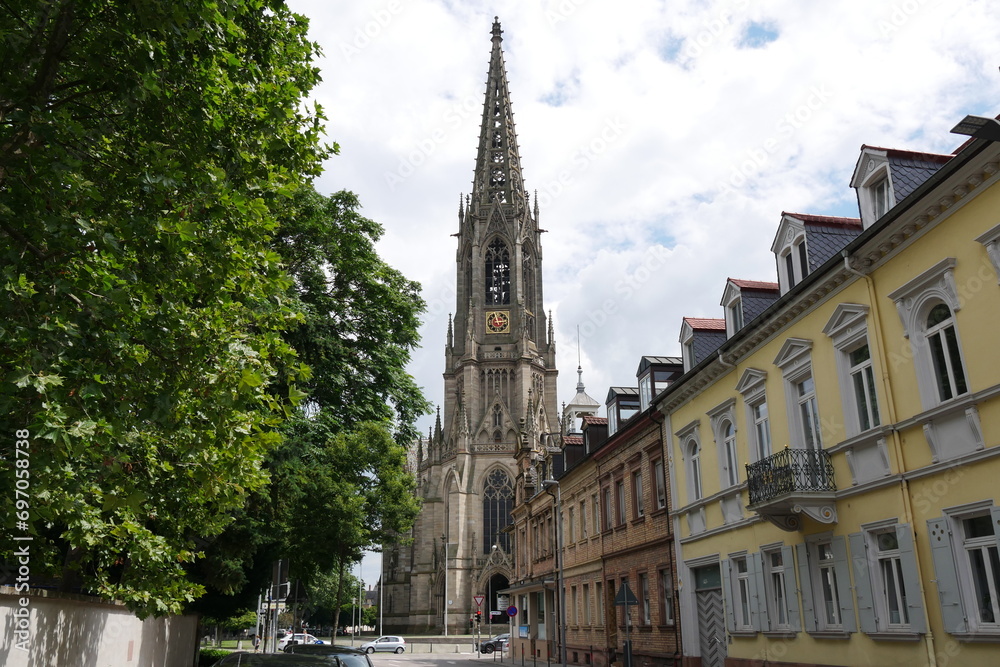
(658, 136, 1000, 666)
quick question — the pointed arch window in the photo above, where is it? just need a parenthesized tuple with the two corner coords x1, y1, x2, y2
(485, 238, 511, 305)
(483, 468, 513, 553)
(523, 246, 536, 340)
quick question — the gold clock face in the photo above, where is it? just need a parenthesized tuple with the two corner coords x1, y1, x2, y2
(486, 311, 510, 333)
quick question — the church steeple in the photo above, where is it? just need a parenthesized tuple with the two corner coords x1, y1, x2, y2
(472, 17, 527, 211)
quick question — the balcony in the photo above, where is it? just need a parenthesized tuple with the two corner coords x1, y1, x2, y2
(746, 447, 838, 531)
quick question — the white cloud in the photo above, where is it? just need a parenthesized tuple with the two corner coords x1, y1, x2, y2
(289, 0, 1000, 436)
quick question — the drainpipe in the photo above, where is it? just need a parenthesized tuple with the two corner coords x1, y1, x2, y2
(841, 250, 936, 667)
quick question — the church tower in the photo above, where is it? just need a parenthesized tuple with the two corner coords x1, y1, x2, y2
(381, 18, 558, 634)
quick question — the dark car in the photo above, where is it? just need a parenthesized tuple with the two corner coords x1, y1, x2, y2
(283, 643, 375, 667)
(479, 633, 510, 653)
(212, 652, 338, 665)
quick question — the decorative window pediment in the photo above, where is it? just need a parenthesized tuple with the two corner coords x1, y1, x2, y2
(771, 215, 808, 294)
(851, 148, 893, 228)
(822, 303, 870, 348)
(773, 337, 813, 372)
(735, 368, 768, 397)
(886, 258, 960, 338)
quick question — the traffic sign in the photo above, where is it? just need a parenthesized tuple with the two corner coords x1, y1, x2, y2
(506, 606, 517, 617)
(614, 582, 639, 606)
(474, 595, 485, 607)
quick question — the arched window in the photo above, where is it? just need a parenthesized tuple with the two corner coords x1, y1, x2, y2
(925, 303, 968, 401)
(523, 246, 536, 340)
(722, 421, 739, 487)
(485, 238, 510, 305)
(493, 404, 503, 428)
(483, 469, 513, 553)
(687, 439, 702, 501)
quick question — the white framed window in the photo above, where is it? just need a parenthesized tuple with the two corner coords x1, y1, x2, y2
(680, 322, 696, 372)
(580, 501, 587, 539)
(659, 569, 674, 624)
(849, 523, 926, 635)
(687, 439, 702, 501)
(771, 215, 809, 294)
(723, 553, 761, 633)
(887, 258, 970, 410)
(774, 338, 824, 453)
(872, 176, 891, 219)
(708, 399, 739, 488)
(677, 420, 703, 503)
(851, 149, 894, 228)
(797, 536, 856, 633)
(596, 581, 605, 624)
(762, 546, 799, 631)
(653, 458, 667, 510)
(925, 303, 968, 402)
(568, 506, 576, 543)
(927, 504, 1000, 637)
(824, 303, 882, 437)
(583, 583, 591, 625)
(736, 368, 771, 463)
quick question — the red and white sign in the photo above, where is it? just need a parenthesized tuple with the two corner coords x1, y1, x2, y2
(474, 595, 485, 607)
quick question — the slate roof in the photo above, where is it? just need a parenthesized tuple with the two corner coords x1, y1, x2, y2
(783, 213, 864, 274)
(888, 151, 951, 203)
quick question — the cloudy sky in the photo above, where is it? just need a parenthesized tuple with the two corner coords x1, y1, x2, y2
(284, 0, 999, 585)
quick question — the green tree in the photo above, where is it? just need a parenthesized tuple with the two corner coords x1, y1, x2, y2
(191, 186, 428, 616)
(0, 0, 326, 617)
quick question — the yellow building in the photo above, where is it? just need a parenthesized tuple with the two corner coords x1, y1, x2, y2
(657, 122, 1000, 666)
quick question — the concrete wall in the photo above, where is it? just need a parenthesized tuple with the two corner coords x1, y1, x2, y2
(0, 587, 198, 667)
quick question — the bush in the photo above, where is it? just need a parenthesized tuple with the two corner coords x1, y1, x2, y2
(199, 648, 231, 666)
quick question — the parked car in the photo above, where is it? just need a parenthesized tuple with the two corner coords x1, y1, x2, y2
(213, 653, 333, 665)
(359, 635, 406, 654)
(276, 633, 324, 650)
(284, 643, 374, 667)
(479, 633, 510, 654)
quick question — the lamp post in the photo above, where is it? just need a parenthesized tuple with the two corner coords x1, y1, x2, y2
(951, 115, 1000, 141)
(541, 479, 567, 667)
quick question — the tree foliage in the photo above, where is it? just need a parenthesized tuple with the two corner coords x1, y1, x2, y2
(0, 0, 327, 617)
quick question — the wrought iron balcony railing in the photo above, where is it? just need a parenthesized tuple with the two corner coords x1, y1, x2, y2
(746, 447, 836, 506)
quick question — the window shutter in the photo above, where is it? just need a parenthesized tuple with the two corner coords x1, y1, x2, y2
(781, 545, 800, 631)
(831, 536, 857, 632)
(926, 517, 967, 633)
(748, 552, 767, 632)
(721, 558, 736, 632)
(747, 551, 771, 632)
(895, 524, 926, 634)
(795, 543, 816, 631)
(848, 532, 877, 633)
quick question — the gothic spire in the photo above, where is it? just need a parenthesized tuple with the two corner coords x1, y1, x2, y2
(472, 17, 527, 211)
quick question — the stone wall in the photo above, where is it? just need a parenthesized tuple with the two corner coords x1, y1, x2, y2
(0, 587, 198, 667)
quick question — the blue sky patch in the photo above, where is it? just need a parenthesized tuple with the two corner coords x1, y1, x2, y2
(740, 22, 779, 48)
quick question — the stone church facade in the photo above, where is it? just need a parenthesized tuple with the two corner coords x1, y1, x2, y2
(380, 19, 560, 634)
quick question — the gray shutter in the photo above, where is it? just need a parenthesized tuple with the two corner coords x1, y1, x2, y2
(749, 551, 769, 632)
(848, 532, 877, 633)
(721, 558, 736, 632)
(781, 545, 800, 631)
(796, 543, 816, 631)
(895, 524, 926, 634)
(926, 517, 967, 633)
(832, 536, 856, 632)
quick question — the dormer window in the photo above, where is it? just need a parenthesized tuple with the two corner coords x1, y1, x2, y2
(872, 176, 891, 219)
(771, 215, 816, 295)
(721, 279, 779, 338)
(851, 147, 893, 229)
(606, 388, 640, 436)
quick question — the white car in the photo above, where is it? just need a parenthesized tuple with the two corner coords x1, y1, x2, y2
(277, 633, 323, 650)
(360, 635, 406, 654)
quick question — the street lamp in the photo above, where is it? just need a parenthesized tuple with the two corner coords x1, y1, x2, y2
(541, 479, 567, 667)
(951, 115, 1000, 141)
